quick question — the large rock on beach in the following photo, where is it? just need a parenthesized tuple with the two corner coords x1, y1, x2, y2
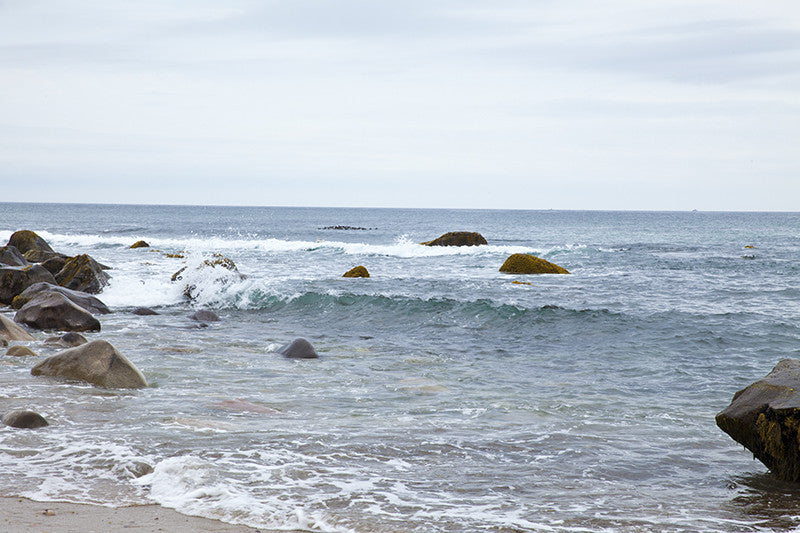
(421, 232, 488, 247)
(31, 339, 147, 388)
(0, 314, 35, 341)
(0, 246, 29, 267)
(55, 254, 110, 293)
(343, 265, 370, 278)
(277, 338, 318, 359)
(11, 282, 111, 314)
(499, 253, 570, 275)
(716, 359, 800, 481)
(0, 264, 58, 305)
(7, 230, 55, 256)
(15, 292, 101, 332)
(2, 410, 48, 429)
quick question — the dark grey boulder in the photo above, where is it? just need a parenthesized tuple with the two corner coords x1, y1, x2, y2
(0, 245, 29, 267)
(15, 292, 101, 332)
(40, 254, 69, 275)
(7, 230, 55, 256)
(11, 282, 111, 314)
(717, 359, 800, 481)
(31, 339, 147, 388)
(0, 314, 35, 341)
(277, 338, 318, 359)
(0, 264, 57, 305)
(421, 231, 488, 247)
(23, 250, 67, 264)
(132, 307, 159, 316)
(190, 310, 219, 322)
(45, 332, 88, 348)
(55, 254, 110, 294)
(2, 410, 48, 429)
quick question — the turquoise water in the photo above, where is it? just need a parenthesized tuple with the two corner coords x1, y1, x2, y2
(1, 203, 799, 531)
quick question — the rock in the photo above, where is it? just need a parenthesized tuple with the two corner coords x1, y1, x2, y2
(132, 307, 159, 316)
(320, 225, 370, 230)
(55, 254, 110, 294)
(190, 310, 219, 322)
(15, 292, 101, 332)
(0, 314, 35, 341)
(7, 230, 55, 256)
(40, 255, 69, 275)
(277, 338, 318, 359)
(716, 359, 800, 481)
(2, 410, 48, 429)
(0, 339, 6, 347)
(45, 332, 88, 348)
(499, 253, 570, 275)
(171, 254, 245, 299)
(23, 250, 66, 264)
(31, 339, 147, 388)
(343, 265, 370, 278)
(11, 282, 111, 314)
(421, 232, 488, 247)
(0, 246, 29, 267)
(130, 240, 150, 249)
(6, 345, 38, 357)
(0, 264, 58, 305)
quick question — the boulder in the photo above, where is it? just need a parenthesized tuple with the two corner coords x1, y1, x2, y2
(0, 246, 29, 267)
(421, 232, 488, 247)
(716, 359, 800, 481)
(7, 230, 55, 256)
(130, 240, 150, 249)
(0, 264, 58, 305)
(6, 345, 38, 357)
(132, 307, 159, 316)
(15, 292, 101, 332)
(190, 310, 219, 322)
(55, 254, 110, 294)
(31, 339, 147, 388)
(11, 282, 111, 314)
(343, 265, 370, 278)
(499, 253, 570, 275)
(0, 314, 35, 341)
(171, 254, 245, 299)
(2, 410, 48, 429)
(45, 332, 88, 348)
(41, 255, 69, 275)
(277, 338, 318, 359)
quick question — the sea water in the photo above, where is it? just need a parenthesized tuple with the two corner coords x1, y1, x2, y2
(0, 203, 799, 532)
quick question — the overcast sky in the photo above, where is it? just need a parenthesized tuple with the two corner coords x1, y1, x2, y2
(1, 1, 798, 210)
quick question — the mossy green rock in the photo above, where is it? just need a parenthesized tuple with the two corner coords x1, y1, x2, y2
(499, 253, 569, 275)
(421, 232, 487, 247)
(716, 359, 800, 481)
(343, 265, 370, 278)
(7, 230, 54, 256)
(55, 254, 110, 294)
(130, 240, 150, 249)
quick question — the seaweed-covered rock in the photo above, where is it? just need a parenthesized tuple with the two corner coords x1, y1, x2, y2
(0, 264, 58, 305)
(2, 410, 48, 429)
(421, 232, 488, 247)
(499, 254, 569, 275)
(15, 292, 101, 332)
(45, 332, 88, 348)
(11, 282, 111, 314)
(343, 265, 370, 278)
(0, 246, 29, 267)
(55, 254, 110, 294)
(277, 338, 318, 359)
(31, 339, 147, 388)
(716, 359, 800, 481)
(6, 345, 38, 357)
(130, 240, 150, 249)
(0, 314, 35, 341)
(23, 250, 66, 263)
(7, 230, 55, 256)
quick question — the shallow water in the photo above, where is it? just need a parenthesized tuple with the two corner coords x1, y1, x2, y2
(1, 204, 799, 531)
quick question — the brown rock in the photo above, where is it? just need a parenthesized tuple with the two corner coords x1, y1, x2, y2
(0, 314, 35, 341)
(277, 338, 318, 359)
(55, 254, 110, 294)
(421, 231, 488, 247)
(41, 255, 69, 275)
(7, 230, 55, 256)
(343, 265, 370, 278)
(0, 264, 58, 305)
(499, 253, 569, 275)
(14, 292, 101, 332)
(11, 282, 111, 314)
(0, 246, 29, 267)
(6, 345, 38, 357)
(31, 339, 147, 388)
(130, 240, 150, 249)
(44, 332, 88, 348)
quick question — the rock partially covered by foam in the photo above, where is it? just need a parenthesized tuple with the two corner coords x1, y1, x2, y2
(716, 359, 800, 481)
(171, 254, 245, 299)
(421, 232, 487, 247)
(130, 240, 150, 249)
(15, 291, 101, 332)
(277, 338, 318, 359)
(2, 410, 48, 429)
(31, 339, 147, 388)
(499, 254, 569, 275)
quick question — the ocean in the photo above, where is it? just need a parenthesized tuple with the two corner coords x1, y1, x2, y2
(1, 203, 799, 532)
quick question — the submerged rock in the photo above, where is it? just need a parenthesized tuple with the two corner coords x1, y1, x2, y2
(45, 332, 88, 348)
(716, 359, 800, 481)
(55, 254, 110, 294)
(421, 231, 487, 247)
(130, 240, 150, 249)
(190, 310, 219, 322)
(343, 265, 370, 278)
(0, 245, 29, 267)
(2, 410, 48, 429)
(15, 291, 101, 332)
(499, 253, 569, 275)
(7, 230, 55, 256)
(11, 282, 111, 314)
(0, 314, 35, 341)
(277, 338, 318, 359)
(0, 264, 58, 305)
(132, 307, 159, 316)
(6, 345, 38, 357)
(31, 339, 147, 388)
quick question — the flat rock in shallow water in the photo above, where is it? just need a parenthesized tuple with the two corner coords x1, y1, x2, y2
(31, 339, 147, 388)
(2, 410, 48, 429)
(190, 310, 219, 322)
(277, 338, 318, 359)
(716, 359, 800, 481)
(15, 292, 101, 332)
(132, 307, 159, 316)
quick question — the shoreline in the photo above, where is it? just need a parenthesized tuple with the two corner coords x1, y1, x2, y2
(0, 496, 277, 533)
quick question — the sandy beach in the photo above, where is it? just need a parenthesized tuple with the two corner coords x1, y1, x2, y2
(0, 497, 273, 533)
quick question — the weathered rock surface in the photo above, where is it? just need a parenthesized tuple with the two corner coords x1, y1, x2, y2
(343, 265, 370, 278)
(130, 240, 150, 249)
(0, 314, 35, 341)
(0, 246, 29, 267)
(31, 339, 147, 388)
(41, 255, 69, 275)
(132, 307, 159, 316)
(45, 332, 88, 348)
(499, 253, 570, 275)
(190, 310, 219, 322)
(15, 292, 101, 332)
(11, 283, 111, 314)
(421, 231, 488, 247)
(7, 230, 55, 256)
(6, 345, 38, 357)
(55, 254, 110, 294)
(0, 264, 58, 305)
(277, 338, 318, 359)
(2, 410, 48, 429)
(716, 359, 800, 481)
